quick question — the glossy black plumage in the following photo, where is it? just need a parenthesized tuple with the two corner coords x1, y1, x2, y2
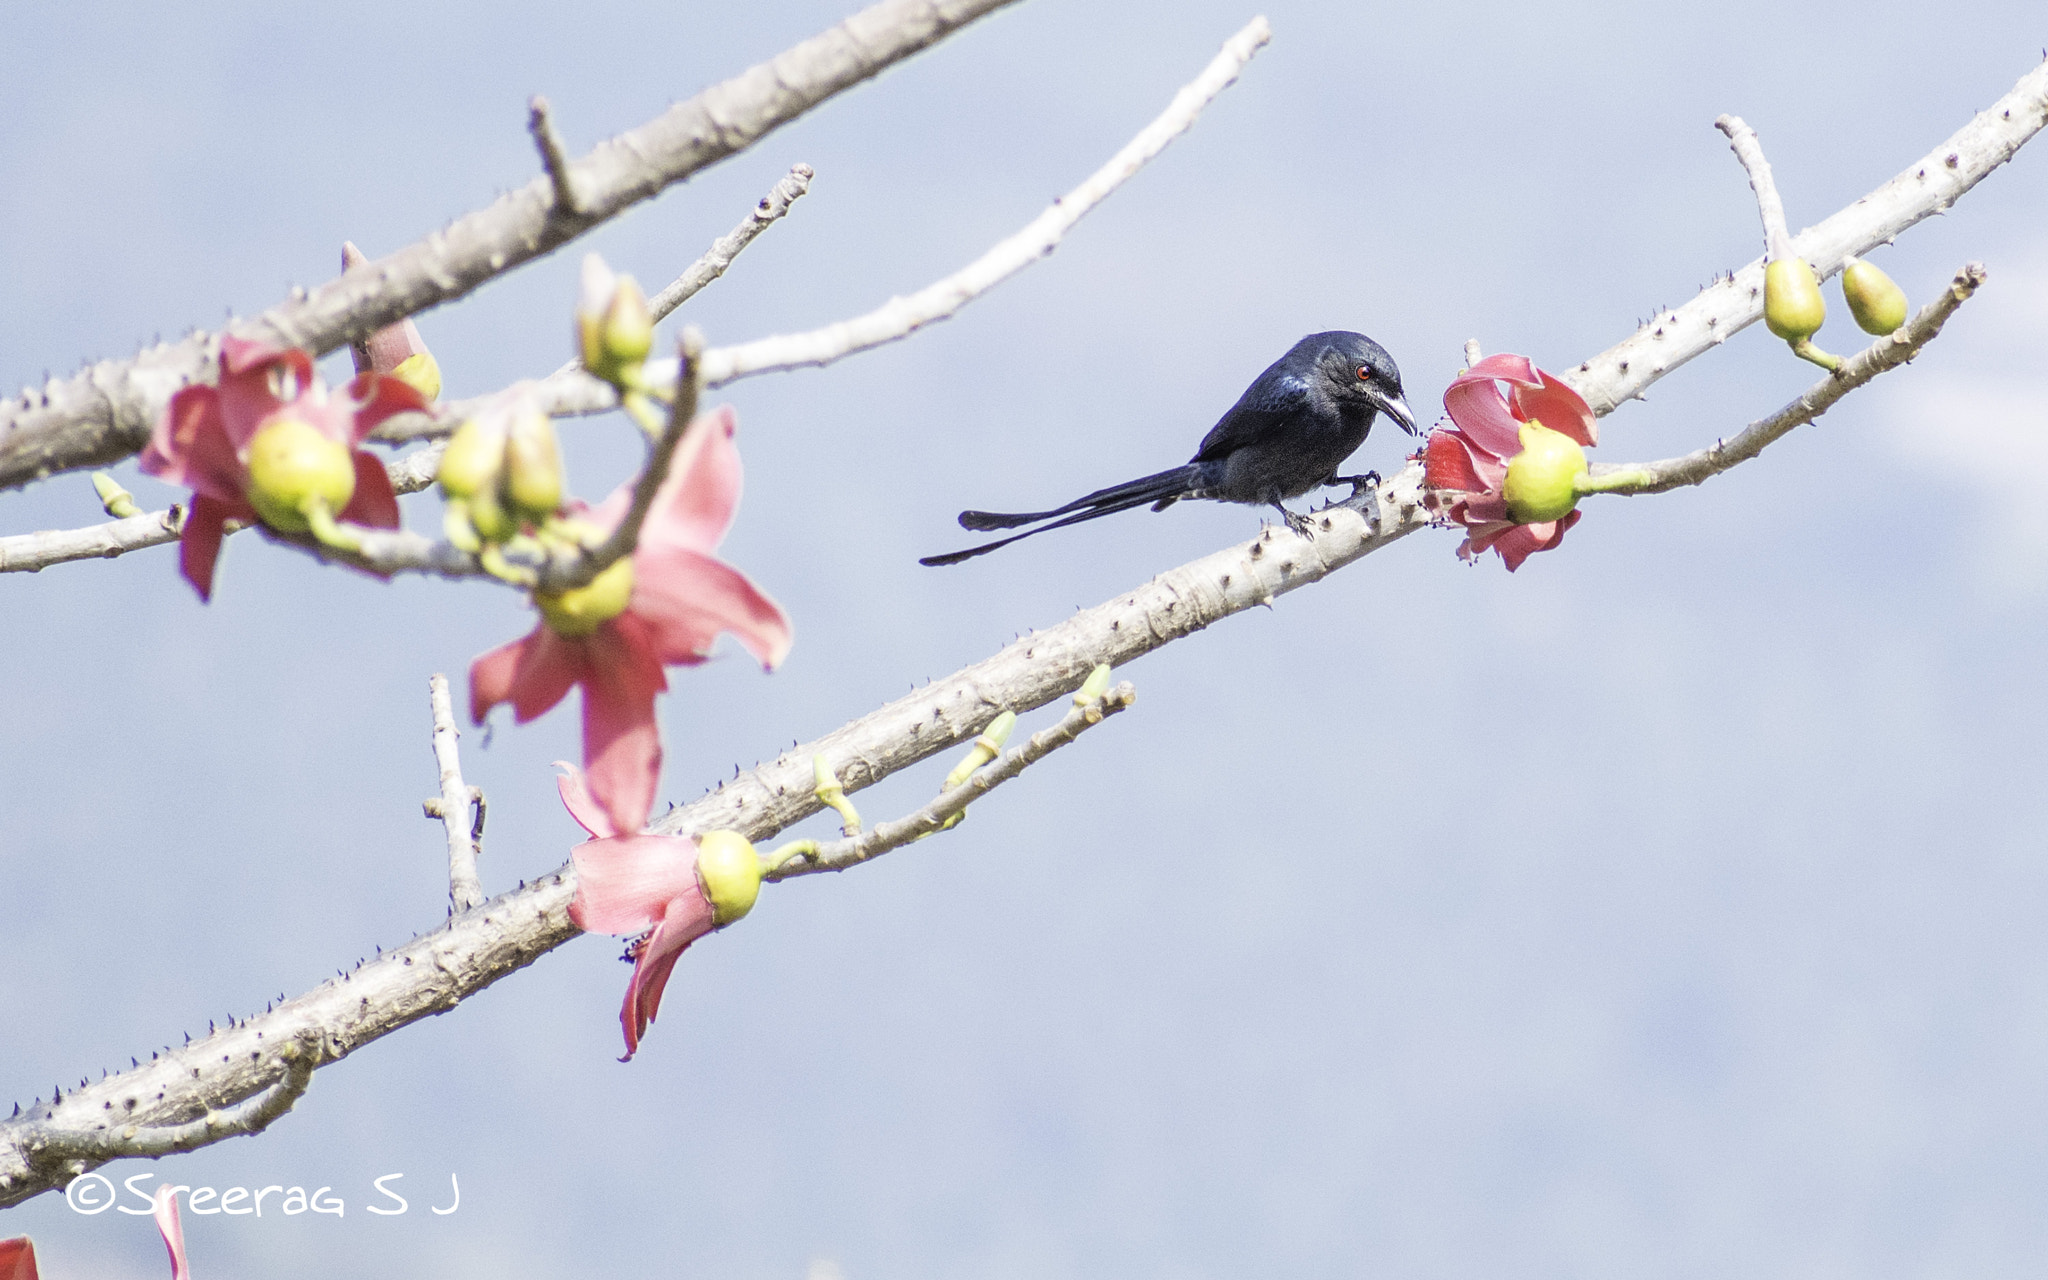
(921, 331, 1415, 566)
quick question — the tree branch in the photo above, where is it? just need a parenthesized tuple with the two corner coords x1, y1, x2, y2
(1716, 114, 1795, 261)
(1582, 263, 1985, 497)
(0, 0, 1022, 491)
(527, 95, 584, 217)
(422, 674, 487, 914)
(647, 163, 815, 325)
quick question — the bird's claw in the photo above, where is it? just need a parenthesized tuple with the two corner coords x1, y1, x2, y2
(1331, 471, 1383, 500)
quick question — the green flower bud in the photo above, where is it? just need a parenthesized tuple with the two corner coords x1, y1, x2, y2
(504, 406, 565, 521)
(1501, 420, 1588, 524)
(695, 830, 762, 925)
(466, 486, 522, 546)
(1764, 257, 1827, 342)
(1841, 258, 1909, 336)
(390, 352, 442, 402)
(575, 255, 653, 386)
(535, 557, 636, 637)
(436, 418, 505, 500)
(244, 417, 356, 533)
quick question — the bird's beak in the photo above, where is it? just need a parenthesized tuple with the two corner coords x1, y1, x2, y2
(1380, 392, 1418, 436)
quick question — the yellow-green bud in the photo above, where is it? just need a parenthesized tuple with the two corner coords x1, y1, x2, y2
(535, 557, 636, 637)
(1764, 257, 1827, 342)
(466, 486, 522, 546)
(601, 277, 654, 368)
(504, 406, 565, 521)
(1501, 420, 1588, 524)
(436, 418, 505, 500)
(1841, 259, 1908, 335)
(694, 830, 762, 925)
(244, 418, 356, 533)
(576, 254, 654, 386)
(390, 352, 442, 401)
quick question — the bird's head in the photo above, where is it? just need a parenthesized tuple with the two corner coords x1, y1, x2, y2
(1312, 331, 1417, 436)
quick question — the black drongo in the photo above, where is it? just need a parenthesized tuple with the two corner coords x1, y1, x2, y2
(921, 331, 1416, 566)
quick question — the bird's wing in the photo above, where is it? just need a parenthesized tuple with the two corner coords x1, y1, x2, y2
(1188, 369, 1314, 463)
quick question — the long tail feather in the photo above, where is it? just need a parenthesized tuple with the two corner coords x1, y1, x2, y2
(956, 465, 1201, 531)
(921, 490, 1177, 566)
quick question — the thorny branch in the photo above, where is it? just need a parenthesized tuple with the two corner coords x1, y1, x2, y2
(423, 674, 487, 914)
(0, 46, 2033, 1213)
(0, 0, 1023, 490)
(771, 680, 1138, 880)
(1717, 114, 1795, 261)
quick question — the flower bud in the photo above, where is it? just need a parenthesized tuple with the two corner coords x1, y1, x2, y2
(535, 557, 636, 637)
(244, 417, 356, 533)
(576, 254, 653, 385)
(503, 404, 565, 521)
(1841, 258, 1908, 335)
(1764, 257, 1827, 342)
(694, 830, 762, 925)
(436, 418, 505, 500)
(1501, 420, 1588, 524)
(389, 352, 443, 402)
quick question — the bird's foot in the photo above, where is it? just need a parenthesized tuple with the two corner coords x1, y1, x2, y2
(1281, 507, 1318, 539)
(1331, 471, 1382, 500)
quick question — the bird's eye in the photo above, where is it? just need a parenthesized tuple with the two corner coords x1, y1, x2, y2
(1355, 365, 1372, 381)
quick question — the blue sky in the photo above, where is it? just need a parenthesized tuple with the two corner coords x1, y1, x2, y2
(3, 2, 2045, 1276)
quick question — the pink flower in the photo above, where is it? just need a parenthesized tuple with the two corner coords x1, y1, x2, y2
(470, 405, 792, 839)
(559, 765, 720, 1060)
(139, 335, 427, 600)
(1422, 352, 1598, 571)
(0, 1236, 39, 1280)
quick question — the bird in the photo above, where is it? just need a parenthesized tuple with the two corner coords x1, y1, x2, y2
(920, 331, 1416, 566)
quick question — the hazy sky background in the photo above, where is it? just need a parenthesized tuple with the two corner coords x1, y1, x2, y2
(3, 2, 2045, 1277)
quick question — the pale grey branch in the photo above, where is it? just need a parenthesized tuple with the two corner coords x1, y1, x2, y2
(0, 0, 1021, 490)
(528, 95, 584, 216)
(649, 164, 815, 324)
(771, 681, 1137, 879)
(1716, 114, 1795, 260)
(1586, 263, 1985, 496)
(424, 674, 486, 913)
(0, 505, 186, 573)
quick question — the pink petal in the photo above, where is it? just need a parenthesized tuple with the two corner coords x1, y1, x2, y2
(342, 372, 431, 444)
(1509, 366, 1598, 447)
(630, 545, 793, 670)
(178, 495, 244, 602)
(1492, 510, 1582, 571)
(509, 628, 587, 724)
(0, 1236, 39, 1280)
(555, 761, 616, 839)
(579, 616, 668, 837)
(154, 1185, 190, 1280)
(620, 883, 717, 1060)
(569, 833, 699, 934)
(143, 387, 246, 503)
(1423, 430, 1489, 493)
(215, 344, 310, 451)
(1441, 369, 1524, 460)
(340, 450, 401, 529)
(469, 629, 542, 724)
(655, 404, 742, 552)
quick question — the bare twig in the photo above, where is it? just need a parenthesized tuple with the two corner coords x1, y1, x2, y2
(15, 1034, 317, 1175)
(0, 0, 1022, 490)
(771, 681, 1137, 880)
(424, 674, 486, 913)
(0, 505, 186, 572)
(1584, 264, 1986, 496)
(648, 164, 815, 325)
(1717, 114, 1795, 260)
(528, 96, 583, 216)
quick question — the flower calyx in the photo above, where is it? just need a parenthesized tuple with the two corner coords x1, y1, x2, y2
(694, 830, 763, 925)
(1841, 258, 1909, 336)
(1501, 420, 1589, 524)
(577, 254, 654, 389)
(244, 416, 356, 535)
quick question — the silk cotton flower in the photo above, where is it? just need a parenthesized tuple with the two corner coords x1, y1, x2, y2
(470, 405, 792, 839)
(139, 335, 427, 599)
(1422, 353, 1599, 571)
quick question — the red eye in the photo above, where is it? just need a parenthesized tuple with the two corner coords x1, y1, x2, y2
(1356, 365, 1372, 381)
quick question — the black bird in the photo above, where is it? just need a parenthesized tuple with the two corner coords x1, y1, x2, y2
(921, 331, 1416, 566)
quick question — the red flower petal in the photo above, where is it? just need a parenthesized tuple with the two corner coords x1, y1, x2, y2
(579, 616, 668, 836)
(621, 885, 717, 1060)
(154, 1185, 190, 1280)
(215, 342, 310, 451)
(0, 1236, 40, 1280)
(343, 372, 431, 444)
(1423, 430, 1489, 492)
(630, 544, 793, 670)
(659, 404, 743, 552)
(178, 494, 242, 602)
(340, 450, 401, 529)
(568, 834, 699, 934)
(1442, 366, 1524, 460)
(469, 629, 539, 724)
(1509, 366, 1598, 447)
(555, 762, 616, 839)
(509, 627, 587, 724)
(142, 386, 246, 503)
